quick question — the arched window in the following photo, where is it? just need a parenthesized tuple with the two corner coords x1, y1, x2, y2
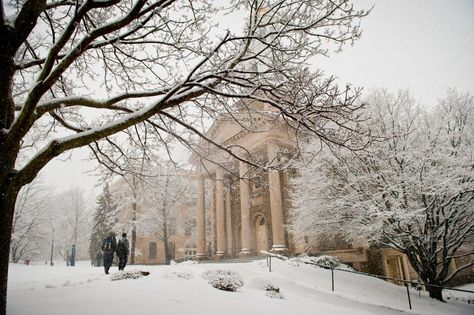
(149, 242, 157, 259)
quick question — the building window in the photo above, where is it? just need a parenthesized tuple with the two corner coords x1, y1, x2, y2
(185, 218, 196, 236)
(253, 175, 264, 190)
(169, 217, 177, 235)
(149, 242, 157, 260)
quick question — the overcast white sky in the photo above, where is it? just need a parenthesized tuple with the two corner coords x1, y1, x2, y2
(41, 0, 474, 196)
(316, 0, 474, 106)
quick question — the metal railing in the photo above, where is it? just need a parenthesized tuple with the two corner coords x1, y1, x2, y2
(263, 252, 474, 310)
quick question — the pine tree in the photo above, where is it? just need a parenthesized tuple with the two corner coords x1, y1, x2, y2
(89, 184, 117, 265)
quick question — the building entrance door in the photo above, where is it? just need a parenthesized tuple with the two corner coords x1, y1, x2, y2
(255, 216, 268, 255)
(385, 256, 403, 285)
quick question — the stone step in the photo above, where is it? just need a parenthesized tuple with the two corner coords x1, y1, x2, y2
(197, 256, 267, 264)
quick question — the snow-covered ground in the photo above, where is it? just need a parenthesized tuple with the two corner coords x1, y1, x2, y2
(7, 258, 472, 315)
(444, 283, 474, 305)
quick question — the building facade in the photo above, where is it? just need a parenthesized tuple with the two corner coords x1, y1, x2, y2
(120, 100, 473, 287)
(189, 100, 419, 285)
(190, 100, 297, 259)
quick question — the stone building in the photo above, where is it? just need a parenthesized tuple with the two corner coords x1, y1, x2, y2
(190, 100, 298, 259)
(115, 99, 473, 287)
(188, 100, 419, 285)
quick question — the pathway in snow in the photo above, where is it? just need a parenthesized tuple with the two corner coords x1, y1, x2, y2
(7, 260, 472, 315)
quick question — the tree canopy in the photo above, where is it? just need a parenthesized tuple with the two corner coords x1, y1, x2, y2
(289, 89, 474, 300)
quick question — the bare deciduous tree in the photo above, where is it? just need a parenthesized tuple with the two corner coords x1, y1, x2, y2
(112, 171, 144, 264)
(290, 89, 474, 301)
(0, 0, 368, 309)
(52, 188, 91, 263)
(139, 161, 192, 265)
(10, 177, 49, 263)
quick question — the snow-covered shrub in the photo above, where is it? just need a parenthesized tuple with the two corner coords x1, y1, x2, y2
(249, 278, 284, 299)
(201, 270, 243, 292)
(110, 270, 150, 281)
(208, 275, 243, 292)
(163, 271, 193, 280)
(265, 290, 284, 299)
(310, 255, 340, 268)
(288, 254, 340, 268)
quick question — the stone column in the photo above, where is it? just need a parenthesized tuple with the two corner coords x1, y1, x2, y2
(402, 255, 411, 281)
(210, 182, 215, 256)
(215, 167, 227, 257)
(196, 176, 206, 258)
(225, 187, 233, 255)
(267, 142, 287, 252)
(239, 161, 252, 254)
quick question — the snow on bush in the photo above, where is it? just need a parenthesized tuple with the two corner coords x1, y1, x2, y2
(110, 270, 150, 281)
(249, 278, 284, 299)
(163, 271, 193, 280)
(292, 254, 340, 268)
(311, 255, 341, 268)
(265, 290, 284, 299)
(208, 275, 243, 292)
(201, 270, 243, 292)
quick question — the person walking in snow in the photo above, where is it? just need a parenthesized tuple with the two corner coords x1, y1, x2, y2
(117, 232, 129, 271)
(101, 232, 117, 274)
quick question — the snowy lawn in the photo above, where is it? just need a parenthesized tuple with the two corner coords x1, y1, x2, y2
(444, 283, 474, 305)
(7, 258, 472, 315)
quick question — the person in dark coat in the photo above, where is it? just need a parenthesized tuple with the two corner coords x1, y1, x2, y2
(101, 232, 117, 274)
(70, 244, 76, 266)
(117, 232, 130, 271)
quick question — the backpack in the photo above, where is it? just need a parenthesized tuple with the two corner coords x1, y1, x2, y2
(103, 239, 113, 252)
(117, 239, 128, 256)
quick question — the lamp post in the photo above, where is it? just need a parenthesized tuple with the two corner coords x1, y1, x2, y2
(50, 228, 55, 266)
(70, 244, 76, 266)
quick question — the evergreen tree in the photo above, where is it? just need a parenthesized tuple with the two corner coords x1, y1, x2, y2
(89, 184, 117, 265)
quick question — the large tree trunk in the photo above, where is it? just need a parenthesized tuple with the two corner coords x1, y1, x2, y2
(130, 203, 137, 265)
(0, 183, 21, 313)
(0, 56, 15, 132)
(0, 26, 19, 313)
(427, 285, 444, 302)
(130, 225, 136, 265)
(163, 221, 170, 265)
(403, 249, 446, 302)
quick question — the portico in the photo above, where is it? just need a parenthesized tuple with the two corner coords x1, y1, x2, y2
(194, 146, 292, 258)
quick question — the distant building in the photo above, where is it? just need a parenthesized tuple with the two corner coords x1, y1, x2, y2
(187, 99, 473, 286)
(114, 99, 473, 287)
(109, 172, 197, 265)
